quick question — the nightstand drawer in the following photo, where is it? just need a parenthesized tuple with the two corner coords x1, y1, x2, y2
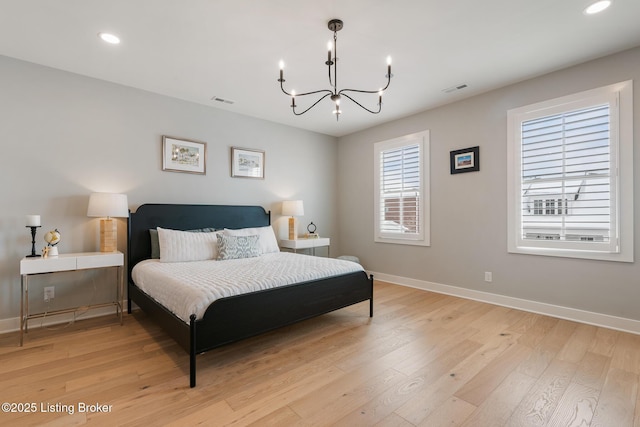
(20, 256, 77, 275)
(279, 238, 330, 257)
(76, 252, 124, 269)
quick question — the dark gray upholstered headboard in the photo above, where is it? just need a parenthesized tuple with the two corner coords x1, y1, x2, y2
(127, 203, 271, 275)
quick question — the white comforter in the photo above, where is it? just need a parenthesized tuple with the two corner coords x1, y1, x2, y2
(131, 252, 365, 323)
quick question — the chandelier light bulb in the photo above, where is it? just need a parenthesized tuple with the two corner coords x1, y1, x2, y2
(387, 56, 392, 65)
(279, 60, 284, 70)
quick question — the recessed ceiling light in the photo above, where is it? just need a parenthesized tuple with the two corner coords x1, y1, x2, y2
(98, 32, 120, 44)
(584, 0, 612, 15)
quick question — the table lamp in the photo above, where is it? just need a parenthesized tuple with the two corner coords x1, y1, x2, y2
(282, 200, 304, 240)
(87, 193, 129, 252)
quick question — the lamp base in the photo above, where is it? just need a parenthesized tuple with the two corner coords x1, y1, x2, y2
(288, 217, 297, 240)
(100, 218, 118, 252)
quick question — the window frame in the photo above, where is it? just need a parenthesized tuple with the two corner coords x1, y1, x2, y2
(374, 130, 430, 246)
(507, 80, 633, 262)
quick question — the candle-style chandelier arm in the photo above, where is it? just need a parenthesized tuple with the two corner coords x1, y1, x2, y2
(339, 92, 382, 114)
(279, 80, 334, 115)
(292, 92, 333, 115)
(279, 85, 333, 98)
(338, 70, 392, 96)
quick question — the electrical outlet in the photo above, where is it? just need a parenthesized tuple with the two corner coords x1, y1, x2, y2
(484, 272, 493, 283)
(44, 286, 55, 302)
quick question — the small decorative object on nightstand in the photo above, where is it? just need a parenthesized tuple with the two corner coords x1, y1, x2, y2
(44, 228, 61, 256)
(25, 215, 42, 258)
(306, 221, 318, 238)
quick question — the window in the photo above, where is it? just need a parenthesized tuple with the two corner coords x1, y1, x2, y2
(507, 81, 633, 262)
(557, 199, 567, 215)
(545, 199, 556, 216)
(531, 198, 568, 216)
(533, 199, 543, 215)
(374, 130, 430, 246)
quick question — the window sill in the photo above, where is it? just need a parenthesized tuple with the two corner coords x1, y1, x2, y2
(508, 245, 633, 263)
(375, 236, 430, 247)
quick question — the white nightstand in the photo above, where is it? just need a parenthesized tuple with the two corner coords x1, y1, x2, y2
(280, 237, 331, 257)
(19, 251, 124, 346)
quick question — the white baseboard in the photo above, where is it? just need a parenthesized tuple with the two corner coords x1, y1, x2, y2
(4, 274, 638, 337)
(0, 306, 120, 336)
(370, 271, 640, 335)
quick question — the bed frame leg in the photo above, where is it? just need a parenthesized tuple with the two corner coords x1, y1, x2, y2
(369, 274, 374, 317)
(190, 314, 197, 388)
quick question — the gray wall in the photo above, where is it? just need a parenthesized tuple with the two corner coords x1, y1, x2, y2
(337, 46, 640, 321)
(0, 55, 338, 324)
(2, 46, 639, 328)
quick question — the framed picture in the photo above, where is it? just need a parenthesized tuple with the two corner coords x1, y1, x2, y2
(450, 146, 480, 174)
(162, 136, 206, 175)
(231, 147, 265, 179)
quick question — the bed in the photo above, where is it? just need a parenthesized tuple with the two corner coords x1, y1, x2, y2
(127, 203, 373, 387)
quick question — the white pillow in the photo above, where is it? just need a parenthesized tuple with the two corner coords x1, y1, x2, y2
(224, 226, 280, 254)
(157, 227, 220, 262)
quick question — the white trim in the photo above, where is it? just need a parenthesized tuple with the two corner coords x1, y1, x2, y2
(0, 306, 120, 335)
(507, 80, 633, 262)
(370, 271, 640, 335)
(374, 130, 431, 246)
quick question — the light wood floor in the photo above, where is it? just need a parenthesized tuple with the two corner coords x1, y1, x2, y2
(2, 281, 640, 426)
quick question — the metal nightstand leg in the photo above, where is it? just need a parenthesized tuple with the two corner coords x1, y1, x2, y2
(20, 274, 27, 346)
(118, 265, 124, 325)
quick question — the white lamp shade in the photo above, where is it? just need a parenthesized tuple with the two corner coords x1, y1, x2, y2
(282, 200, 304, 217)
(87, 193, 129, 218)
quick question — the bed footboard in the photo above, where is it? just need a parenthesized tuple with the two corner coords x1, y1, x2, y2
(188, 271, 373, 387)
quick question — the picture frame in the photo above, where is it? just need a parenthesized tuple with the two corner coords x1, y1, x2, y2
(450, 146, 480, 174)
(231, 147, 265, 179)
(162, 136, 207, 175)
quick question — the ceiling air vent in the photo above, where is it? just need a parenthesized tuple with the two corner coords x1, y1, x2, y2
(210, 95, 235, 105)
(442, 84, 468, 94)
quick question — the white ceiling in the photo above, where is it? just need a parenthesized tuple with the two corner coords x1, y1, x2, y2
(1, 1, 639, 137)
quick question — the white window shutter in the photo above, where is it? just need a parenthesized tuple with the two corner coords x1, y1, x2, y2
(374, 131, 430, 246)
(507, 80, 633, 262)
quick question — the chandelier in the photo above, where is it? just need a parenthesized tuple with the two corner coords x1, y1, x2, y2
(278, 19, 393, 121)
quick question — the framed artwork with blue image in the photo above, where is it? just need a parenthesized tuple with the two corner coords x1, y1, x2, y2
(450, 146, 479, 174)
